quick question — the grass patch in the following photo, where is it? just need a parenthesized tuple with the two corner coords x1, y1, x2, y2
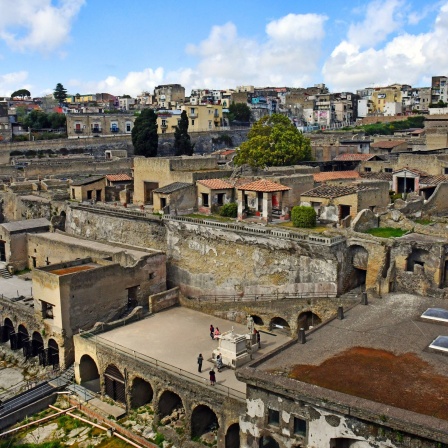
(365, 227, 407, 238)
(415, 218, 432, 225)
(184, 213, 234, 222)
(275, 221, 329, 234)
(15, 268, 31, 276)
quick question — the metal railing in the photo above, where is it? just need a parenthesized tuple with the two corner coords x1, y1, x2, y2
(79, 331, 245, 402)
(196, 291, 337, 303)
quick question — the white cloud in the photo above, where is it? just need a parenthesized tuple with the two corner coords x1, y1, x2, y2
(0, 0, 84, 53)
(323, 1, 448, 92)
(72, 13, 328, 96)
(347, 0, 406, 48)
(0, 71, 31, 96)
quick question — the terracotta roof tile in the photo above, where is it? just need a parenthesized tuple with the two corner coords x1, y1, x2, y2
(301, 184, 372, 199)
(333, 153, 380, 161)
(237, 179, 290, 192)
(361, 172, 393, 181)
(106, 174, 132, 182)
(370, 140, 406, 149)
(197, 179, 233, 189)
(313, 171, 360, 182)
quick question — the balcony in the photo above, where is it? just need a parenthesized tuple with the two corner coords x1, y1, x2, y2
(189, 112, 198, 118)
(110, 128, 120, 133)
(91, 128, 102, 133)
(74, 129, 83, 134)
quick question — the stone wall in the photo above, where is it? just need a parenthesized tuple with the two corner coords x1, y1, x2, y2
(149, 288, 179, 313)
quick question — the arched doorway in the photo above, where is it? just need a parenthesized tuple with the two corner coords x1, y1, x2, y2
(259, 435, 280, 448)
(297, 312, 321, 331)
(2, 318, 15, 343)
(251, 315, 264, 326)
(191, 405, 219, 439)
(158, 390, 184, 419)
(348, 245, 369, 290)
(79, 354, 100, 392)
(225, 423, 240, 448)
(131, 377, 153, 408)
(269, 317, 290, 334)
(31, 331, 44, 356)
(48, 339, 59, 367)
(104, 364, 126, 404)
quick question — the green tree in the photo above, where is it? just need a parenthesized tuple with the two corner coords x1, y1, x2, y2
(234, 114, 312, 168)
(228, 103, 251, 122)
(53, 83, 68, 104)
(11, 88, 31, 99)
(24, 110, 50, 129)
(174, 110, 194, 156)
(291, 206, 316, 228)
(15, 106, 27, 123)
(131, 109, 158, 157)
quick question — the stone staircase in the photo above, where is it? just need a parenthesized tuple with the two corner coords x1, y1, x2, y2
(0, 264, 12, 279)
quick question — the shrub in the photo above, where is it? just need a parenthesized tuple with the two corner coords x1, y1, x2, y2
(219, 202, 237, 218)
(291, 206, 316, 228)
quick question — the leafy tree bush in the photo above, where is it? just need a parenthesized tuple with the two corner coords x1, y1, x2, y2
(234, 114, 312, 168)
(131, 109, 158, 157)
(291, 206, 316, 228)
(219, 202, 237, 217)
(53, 83, 67, 104)
(11, 89, 31, 99)
(228, 103, 251, 122)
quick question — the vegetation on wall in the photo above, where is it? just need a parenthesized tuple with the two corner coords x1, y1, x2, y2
(291, 206, 316, 228)
(349, 116, 425, 136)
(234, 114, 312, 168)
(228, 103, 251, 123)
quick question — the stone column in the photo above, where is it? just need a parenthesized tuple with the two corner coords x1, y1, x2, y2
(262, 192, 272, 222)
(237, 189, 245, 221)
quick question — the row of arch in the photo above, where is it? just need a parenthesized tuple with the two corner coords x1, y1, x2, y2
(0, 318, 59, 367)
(79, 354, 240, 447)
(250, 311, 321, 332)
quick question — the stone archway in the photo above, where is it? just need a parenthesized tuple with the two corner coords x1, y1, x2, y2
(347, 245, 369, 290)
(104, 364, 126, 404)
(131, 377, 153, 408)
(250, 315, 264, 326)
(259, 435, 280, 448)
(158, 390, 184, 419)
(2, 318, 15, 344)
(297, 311, 321, 331)
(79, 354, 100, 392)
(269, 317, 290, 334)
(225, 423, 240, 448)
(31, 331, 44, 358)
(48, 339, 59, 367)
(191, 404, 219, 439)
(17, 324, 29, 349)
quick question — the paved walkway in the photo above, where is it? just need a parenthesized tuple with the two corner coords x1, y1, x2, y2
(98, 307, 291, 393)
(0, 275, 33, 299)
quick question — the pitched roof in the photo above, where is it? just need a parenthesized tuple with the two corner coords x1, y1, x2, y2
(237, 179, 290, 192)
(106, 174, 133, 182)
(71, 176, 105, 186)
(197, 179, 233, 190)
(420, 174, 448, 187)
(313, 171, 360, 182)
(301, 184, 372, 199)
(361, 172, 393, 181)
(333, 153, 381, 161)
(370, 140, 406, 149)
(393, 167, 429, 176)
(153, 182, 193, 194)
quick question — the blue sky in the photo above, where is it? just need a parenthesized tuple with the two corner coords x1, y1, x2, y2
(0, 0, 447, 97)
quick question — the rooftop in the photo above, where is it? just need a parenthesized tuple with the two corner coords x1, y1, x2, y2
(301, 184, 372, 198)
(370, 140, 407, 149)
(106, 174, 133, 182)
(47, 263, 99, 276)
(71, 176, 105, 186)
(313, 170, 360, 182)
(333, 153, 382, 161)
(153, 182, 193, 194)
(197, 179, 233, 190)
(237, 179, 290, 192)
(256, 293, 448, 422)
(0, 218, 50, 234)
